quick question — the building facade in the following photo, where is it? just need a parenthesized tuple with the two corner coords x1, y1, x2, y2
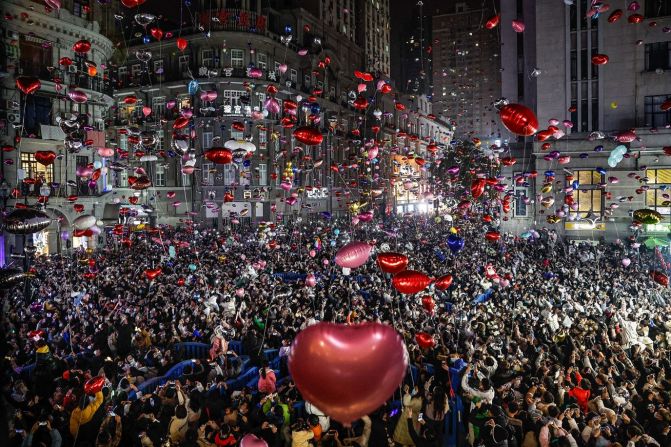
(432, 0, 502, 143)
(0, 0, 115, 257)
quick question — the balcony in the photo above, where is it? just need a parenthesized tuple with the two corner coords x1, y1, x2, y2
(18, 61, 114, 97)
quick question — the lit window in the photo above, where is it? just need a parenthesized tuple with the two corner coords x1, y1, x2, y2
(21, 153, 54, 184)
(231, 49, 244, 68)
(256, 52, 267, 70)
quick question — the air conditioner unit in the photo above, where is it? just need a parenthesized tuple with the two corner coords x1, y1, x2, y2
(68, 65, 77, 74)
(3, 99, 19, 113)
(7, 112, 21, 124)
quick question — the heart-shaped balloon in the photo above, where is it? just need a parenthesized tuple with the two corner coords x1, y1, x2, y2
(240, 434, 268, 447)
(376, 252, 408, 274)
(34, 150, 57, 166)
(289, 322, 408, 423)
(145, 268, 162, 280)
(150, 27, 164, 40)
(121, 0, 146, 8)
(16, 76, 41, 95)
(84, 376, 105, 395)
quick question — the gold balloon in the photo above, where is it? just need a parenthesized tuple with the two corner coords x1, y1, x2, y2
(547, 215, 561, 224)
(86, 248, 94, 255)
(633, 208, 662, 225)
(541, 183, 553, 194)
(541, 196, 555, 208)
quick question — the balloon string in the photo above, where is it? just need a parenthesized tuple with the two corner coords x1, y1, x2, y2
(16, 98, 28, 188)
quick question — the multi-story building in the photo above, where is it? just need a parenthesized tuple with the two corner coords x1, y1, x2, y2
(391, 0, 434, 96)
(0, 0, 115, 256)
(498, 0, 671, 242)
(432, 0, 501, 143)
(108, 2, 420, 228)
(356, 0, 391, 75)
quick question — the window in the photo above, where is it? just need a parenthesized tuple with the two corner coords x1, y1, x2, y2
(152, 96, 165, 118)
(513, 186, 528, 217)
(256, 52, 267, 70)
(644, 95, 671, 127)
(571, 170, 604, 218)
(646, 0, 671, 18)
(157, 130, 164, 150)
(153, 60, 163, 76)
(202, 162, 213, 185)
(231, 128, 243, 140)
(574, 170, 604, 186)
(290, 69, 298, 83)
(304, 74, 312, 88)
(223, 164, 236, 185)
(202, 131, 213, 149)
(231, 49, 244, 68)
(118, 66, 128, 83)
(274, 61, 282, 74)
(258, 129, 267, 148)
(118, 169, 128, 187)
(178, 94, 191, 110)
(645, 169, 671, 215)
(119, 134, 128, 152)
(21, 153, 54, 184)
(258, 163, 267, 185)
(223, 90, 244, 107)
(155, 164, 166, 187)
(131, 64, 141, 79)
(181, 173, 191, 187)
(240, 166, 251, 186)
(645, 42, 671, 71)
(178, 55, 191, 74)
(202, 49, 214, 68)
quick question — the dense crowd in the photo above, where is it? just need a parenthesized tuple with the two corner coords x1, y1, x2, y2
(2, 216, 671, 447)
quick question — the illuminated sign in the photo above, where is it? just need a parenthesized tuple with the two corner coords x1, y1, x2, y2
(306, 187, 329, 199)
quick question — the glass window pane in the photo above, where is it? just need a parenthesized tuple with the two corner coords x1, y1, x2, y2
(657, 169, 671, 184)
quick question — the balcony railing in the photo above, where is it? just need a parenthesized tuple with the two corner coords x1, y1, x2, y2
(18, 61, 114, 97)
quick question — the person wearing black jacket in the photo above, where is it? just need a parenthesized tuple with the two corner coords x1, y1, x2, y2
(406, 408, 436, 447)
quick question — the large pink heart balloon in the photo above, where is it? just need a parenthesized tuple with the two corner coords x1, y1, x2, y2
(289, 322, 408, 424)
(240, 434, 268, 447)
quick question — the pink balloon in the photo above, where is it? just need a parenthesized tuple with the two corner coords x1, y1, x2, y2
(166, 100, 176, 110)
(240, 434, 268, 447)
(622, 258, 631, 267)
(68, 89, 88, 103)
(335, 241, 372, 269)
(142, 106, 152, 117)
(45, 0, 61, 9)
(286, 197, 297, 206)
(278, 63, 288, 74)
(289, 322, 408, 424)
(280, 181, 292, 191)
(309, 249, 316, 257)
(97, 147, 114, 157)
(367, 146, 379, 160)
(357, 83, 367, 93)
(264, 97, 281, 114)
(235, 288, 245, 297)
(305, 273, 316, 287)
(512, 20, 525, 33)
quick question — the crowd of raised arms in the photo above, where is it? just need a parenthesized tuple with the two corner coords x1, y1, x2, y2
(2, 215, 671, 447)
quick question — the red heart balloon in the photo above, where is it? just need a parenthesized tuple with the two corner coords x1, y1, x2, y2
(434, 274, 453, 291)
(16, 76, 41, 95)
(205, 148, 233, 164)
(34, 150, 57, 166)
(84, 376, 105, 395)
(392, 270, 432, 294)
(145, 268, 162, 281)
(421, 296, 435, 313)
(176, 37, 188, 51)
(240, 434, 268, 447)
(485, 231, 501, 242)
(129, 196, 139, 204)
(376, 252, 409, 274)
(471, 178, 486, 199)
(415, 332, 435, 349)
(150, 27, 164, 41)
(293, 126, 323, 146)
(289, 323, 407, 423)
(73, 204, 84, 213)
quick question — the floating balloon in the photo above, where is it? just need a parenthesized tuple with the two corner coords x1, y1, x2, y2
(34, 151, 56, 166)
(288, 322, 407, 423)
(68, 90, 89, 103)
(651, 270, 669, 287)
(415, 332, 435, 349)
(293, 126, 323, 146)
(83, 376, 105, 395)
(500, 103, 538, 136)
(485, 14, 500, 29)
(392, 270, 432, 294)
(622, 258, 631, 267)
(205, 148, 233, 164)
(240, 434, 268, 447)
(633, 208, 662, 224)
(335, 241, 372, 269)
(144, 268, 162, 280)
(421, 296, 435, 313)
(447, 234, 464, 253)
(73, 214, 97, 230)
(376, 252, 409, 274)
(434, 274, 453, 291)
(4, 209, 51, 234)
(471, 178, 486, 198)
(16, 77, 41, 95)
(72, 40, 91, 54)
(176, 37, 188, 51)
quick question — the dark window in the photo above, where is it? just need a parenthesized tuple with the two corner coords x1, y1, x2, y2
(22, 95, 52, 136)
(645, 42, 671, 71)
(646, 0, 671, 18)
(644, 95, 671, 127)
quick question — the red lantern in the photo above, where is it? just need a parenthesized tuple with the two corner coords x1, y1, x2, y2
(485, 14, 500, 29)
(293, 126, 323, 146)
(434, 274, 453, 291)
(392, 270, 432, 294)
(376, 252, 409, 274)
(15, 76, 41, 95)
(205, 148, 233, 164)
(499, 103, 538, 136)
(73, 39, 91, 54)
(84, 376, 105, 395)
(415, 332, 435, 349)
(176, 37, 188, 51)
